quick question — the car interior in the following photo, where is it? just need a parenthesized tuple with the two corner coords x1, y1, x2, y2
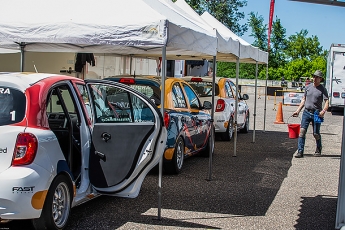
(46, 85, 82, 187)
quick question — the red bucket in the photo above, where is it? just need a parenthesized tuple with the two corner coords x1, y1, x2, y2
(287, 116, 301, 139)
(288, 124, 300, 139)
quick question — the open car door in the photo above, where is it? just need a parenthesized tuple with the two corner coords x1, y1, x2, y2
(85, 80, 167, 198)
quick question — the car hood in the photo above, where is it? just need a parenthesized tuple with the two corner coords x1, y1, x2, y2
(0, 126, 26, 173)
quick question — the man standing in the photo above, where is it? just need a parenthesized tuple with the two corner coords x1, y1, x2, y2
(292, 70, 329, 158)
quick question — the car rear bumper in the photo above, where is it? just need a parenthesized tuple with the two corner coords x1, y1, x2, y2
(0, 165, 51, 220)
(213, 112, 229, 133)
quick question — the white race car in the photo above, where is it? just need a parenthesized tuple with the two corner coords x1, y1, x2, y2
(181, 76, 250, 141)
(0, 72, 167, 229)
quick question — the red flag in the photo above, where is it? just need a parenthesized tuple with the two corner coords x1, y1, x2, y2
(268, 0, 275, 50)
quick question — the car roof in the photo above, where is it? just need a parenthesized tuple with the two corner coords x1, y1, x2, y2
(0, 72, 80, 91)
(104, 75, 188, 86)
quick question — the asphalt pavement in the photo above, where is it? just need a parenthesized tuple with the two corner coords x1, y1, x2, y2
(3, 92, 343, 230)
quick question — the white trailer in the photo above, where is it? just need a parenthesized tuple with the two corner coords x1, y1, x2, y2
(325, 44, 345, 112)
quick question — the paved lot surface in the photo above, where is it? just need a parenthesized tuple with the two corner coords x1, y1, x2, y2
(3, 92, 343, 230)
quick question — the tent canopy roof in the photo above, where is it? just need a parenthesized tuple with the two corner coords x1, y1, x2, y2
(0, 0, 217, 59)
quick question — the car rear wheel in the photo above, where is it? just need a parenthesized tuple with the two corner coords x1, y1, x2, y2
(164, 137, 184, 174)
(240, 113, 249, 133)
(221, 116, 233, 141)
(200, 128, 215, 157)
(32, 175, 72, 230)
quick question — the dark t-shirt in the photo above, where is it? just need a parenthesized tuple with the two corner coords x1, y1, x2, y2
(304, 84, 328, 111)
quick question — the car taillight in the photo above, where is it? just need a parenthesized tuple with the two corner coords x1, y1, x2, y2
(215, 99, 226, 112)
(119, 78, 135, 84)
(12, 133, 38, 166)
(164, 111, 170, 128)
(191, 77, 203, 82)
(333, 92, 340, 98)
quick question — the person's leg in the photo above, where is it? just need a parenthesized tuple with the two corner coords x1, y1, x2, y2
(297, 111, 311, 156)
(312, 120, 322, 155)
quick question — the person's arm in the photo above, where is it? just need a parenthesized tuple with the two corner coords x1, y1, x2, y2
(292, 96, 305, 117)
(319, 99, 329, 117)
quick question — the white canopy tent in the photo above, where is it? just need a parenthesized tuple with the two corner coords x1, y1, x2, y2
(174, 0, 240, 62)
(0, 0, 217, 60)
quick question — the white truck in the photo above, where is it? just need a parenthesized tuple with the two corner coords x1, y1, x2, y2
(325, 44, 345, 113)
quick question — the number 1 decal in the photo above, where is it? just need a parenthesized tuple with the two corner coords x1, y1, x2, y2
(10, 111, 15, 121)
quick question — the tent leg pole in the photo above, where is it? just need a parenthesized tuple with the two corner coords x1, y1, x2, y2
(263, 64, 268, 132)
(207, 56, 216, 181)
(157, 46, 166, 221)
(234, 56, 239, 157)
(253, 61, 258, 143)
(20, 43, 25, 72)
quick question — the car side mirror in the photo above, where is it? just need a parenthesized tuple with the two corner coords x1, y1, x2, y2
(203, 101, 212, 110)
(242, 94, 249, 100)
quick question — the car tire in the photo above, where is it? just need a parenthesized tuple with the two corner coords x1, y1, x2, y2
(32, 174, 72, 230)
(221, 116, 233, 141)
(200, 128, 215, 157)
(164, 137, 184, 174)
(240, 113, 249, 133)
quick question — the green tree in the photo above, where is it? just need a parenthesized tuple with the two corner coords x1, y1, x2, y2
(270, 17, 288, 69)
(247, 12, 267, 51)
(285, 29, 325, 60)
(182, 0, 248, 36)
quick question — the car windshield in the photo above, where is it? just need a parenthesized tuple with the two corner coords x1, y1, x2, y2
(187, 81, 218, 97)
(0, 86, 26, 126)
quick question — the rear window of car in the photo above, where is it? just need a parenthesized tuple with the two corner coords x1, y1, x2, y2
(0, 87, 26, 126)
(187, 81, 219, 97)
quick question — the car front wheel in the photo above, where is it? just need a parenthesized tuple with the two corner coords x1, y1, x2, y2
(32, 174, 72, 230)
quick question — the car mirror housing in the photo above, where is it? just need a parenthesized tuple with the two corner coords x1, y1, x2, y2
(242, 94, 249, 100)
(203, 101, 212, 110)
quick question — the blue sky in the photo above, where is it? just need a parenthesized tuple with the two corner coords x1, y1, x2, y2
(240, 0, 344, 51)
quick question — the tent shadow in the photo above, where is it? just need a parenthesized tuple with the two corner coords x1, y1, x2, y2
(294, 195, 337, 230)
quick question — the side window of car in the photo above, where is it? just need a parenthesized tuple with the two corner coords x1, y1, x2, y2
(225, 81, 234, 98)
(229, 81, 240, 99)
(88, 84, 154, 123)
(75, 84, 94, 123)
(172, 83, 187, 108)
(183, 83, 200, 109)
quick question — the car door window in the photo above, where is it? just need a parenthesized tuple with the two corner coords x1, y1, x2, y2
(229, 81, 240, 99)
(75, 84, 94, 123)
(183, 83, 200, 109)
(88, 84, 155, 123)
(172, 83, 187, 108)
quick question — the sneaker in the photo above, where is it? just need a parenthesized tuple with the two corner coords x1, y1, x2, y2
(295, 151, 304, 158)
(313, 147, 322, 157)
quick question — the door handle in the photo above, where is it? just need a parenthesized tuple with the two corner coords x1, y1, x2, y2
(101, 132, 111, 142)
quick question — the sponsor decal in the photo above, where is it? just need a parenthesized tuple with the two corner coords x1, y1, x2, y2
(0, 88, 10, 94)
(12, 186, 35, 193)
(142, 25, 159, 35)
(0, 147, 7, 153)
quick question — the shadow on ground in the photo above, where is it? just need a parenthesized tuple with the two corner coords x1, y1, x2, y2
(294, 195, 337, 230)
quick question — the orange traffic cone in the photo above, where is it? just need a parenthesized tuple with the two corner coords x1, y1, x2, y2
(274, 102, 285, 124)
